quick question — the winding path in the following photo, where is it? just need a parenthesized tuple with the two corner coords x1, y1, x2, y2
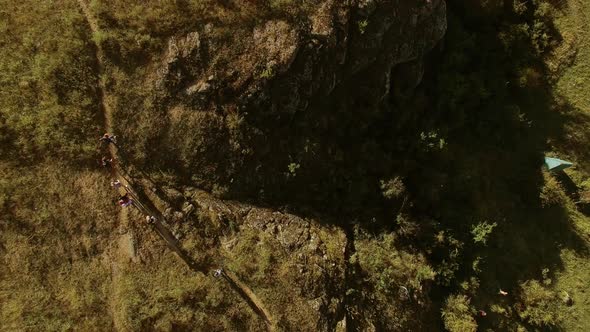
(76, 1, 275, 330)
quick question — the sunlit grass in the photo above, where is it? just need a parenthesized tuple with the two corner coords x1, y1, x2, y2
(554, 0, 590, 113)
(545, 1, 590, 331)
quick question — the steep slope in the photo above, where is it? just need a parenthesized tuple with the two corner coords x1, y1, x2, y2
(77, 0, 448, 330)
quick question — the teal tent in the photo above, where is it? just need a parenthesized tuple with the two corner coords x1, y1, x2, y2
(544, 157, 573, 171)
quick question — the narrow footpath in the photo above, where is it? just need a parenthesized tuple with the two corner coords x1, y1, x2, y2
(224, 270, 275, 330)
(76, 0, 129, 329)
(76, 1, 275, 330)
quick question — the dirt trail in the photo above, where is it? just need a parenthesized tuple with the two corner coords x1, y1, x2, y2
(77, 1, 131, 330)
(223, 270, 275, 331)
(131, 186, 276, 331)
(77, 1, 276, 330)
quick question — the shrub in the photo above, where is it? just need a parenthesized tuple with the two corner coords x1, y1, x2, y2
(517, 279, 561, 327)
(433, 231, 464, 286)
(259, 65, 275, 79)
(380, 177, 406, 200)
(358, 233, 435, 292)
(396, 213, 419, 237)
(471, 221, 497, 245)
(442, 294, 477, 332)
(287, 162, 300, 177)
(358, 19, 368, 34)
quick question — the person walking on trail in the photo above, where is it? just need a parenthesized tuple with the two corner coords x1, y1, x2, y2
(118, 194, 133, 207)
(145, 215, 156, 224)
(101, 156, 113, 168)
(213, 268, 224, 278)
(111, 180, 122, 189)
(99, 133, 117, 146)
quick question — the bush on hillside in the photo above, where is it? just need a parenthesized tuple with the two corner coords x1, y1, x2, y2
(471, 221, 497, 245)
(516, 279, 561, 327)
(441, 294, 477, 332)
(380, 177, 406, 200)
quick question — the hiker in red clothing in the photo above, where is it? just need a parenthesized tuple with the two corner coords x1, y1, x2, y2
(118, 194, 133, 207)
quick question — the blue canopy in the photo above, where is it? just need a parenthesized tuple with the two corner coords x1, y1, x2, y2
(544, 157, 573, 171)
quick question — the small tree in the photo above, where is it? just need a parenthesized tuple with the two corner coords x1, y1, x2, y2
(441, 294, 477, 332)
(380, 177, 406, 200)
(470, 221, 497, 245)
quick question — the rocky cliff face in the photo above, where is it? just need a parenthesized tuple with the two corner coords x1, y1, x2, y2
(116, 1, 446, 330)
(119, 1, 446, 208)
(159, 0, 445, 98)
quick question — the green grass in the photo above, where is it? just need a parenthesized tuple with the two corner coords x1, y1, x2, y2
(554, 0, 590, 113)
(0, 162, 116, 330)
(113, 251, 261, 331)
(0, 2, 115, 328)
(0, 0, 100, 162)
(554, 246, 590, 331)
(546, 2, 590, 330)
(549, 0, 590, 177)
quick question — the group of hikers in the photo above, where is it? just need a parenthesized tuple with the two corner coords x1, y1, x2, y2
(99, 132, 224, 278)
(99, 133, 156, 221)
